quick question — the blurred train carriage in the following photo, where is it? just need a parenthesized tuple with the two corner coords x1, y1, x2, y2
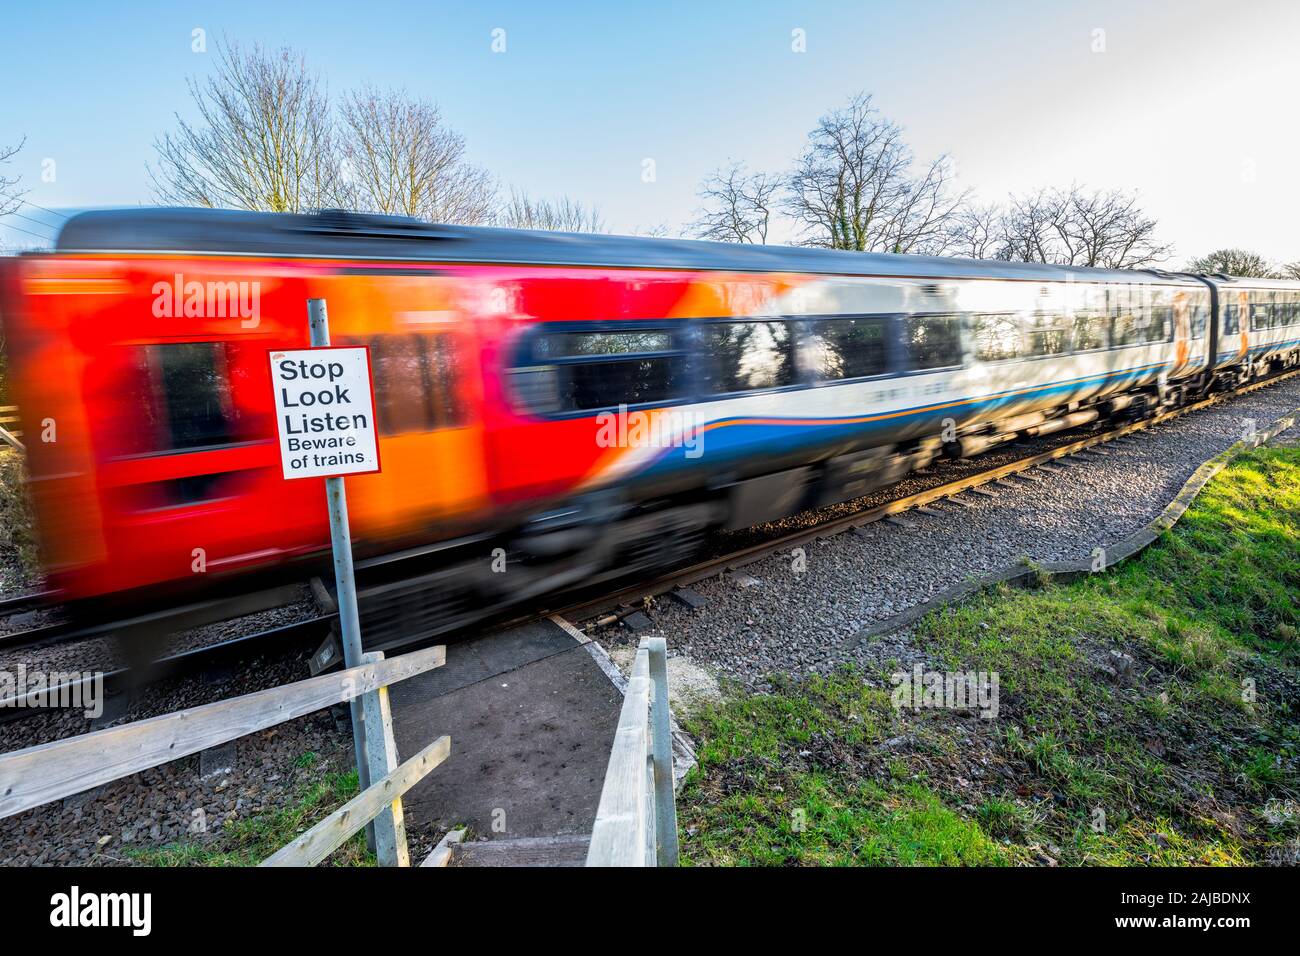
(1, 207, 1298, 630)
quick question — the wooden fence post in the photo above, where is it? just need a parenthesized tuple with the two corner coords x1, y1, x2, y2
(359, 651, 409, 866)
(645, 638, 679, 866)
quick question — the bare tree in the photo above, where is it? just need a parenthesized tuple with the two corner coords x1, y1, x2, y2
(1060, 187, 1171, 268)
(690, 162, 780, 243)
(498, 190, 604, 232)
(1283, 262, 1300, 281)
(633, 222, 674, 238)
(878, 156, 969, 255)
(945, 202, 1006, 260)
(785, 93, 966, 254)
(998, 189, 1061, 264)
(1185, 248, 1280, 278)
(149, 40, 339, 212)
(995, 186, 1171, 269)
(337, 87, 495, 225)
(0, 137, 24, 218)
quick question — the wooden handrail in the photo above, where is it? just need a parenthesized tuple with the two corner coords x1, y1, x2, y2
(586, 636, 678, 866)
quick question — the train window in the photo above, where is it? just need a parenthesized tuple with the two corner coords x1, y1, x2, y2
(973, 313, 1022, 362)
(160, 343, 239, 449)
(562, 357, 683, 408)
(1149, 306, 1174, 342)
(367, 334, 464, 435)
(427, 336, 464, 426)
(1189, 301, 1209, 339)
(120, 342, 241, 455)
(1223, 302, 1239, 336)
(1144, 312, 1168, 343)
(1111, 288, 1134, 346)
(803, 317, 890, 380)
(701, 321, 796, 393)
(902, 315, 963, 370)
(536, 330, 673, 358)
(1072, 311, 1109, 350)
(1250, 297, 1272, 331)
(514, 326, 687, 413)
(1024, 312, 1069, 357)
(1111, 292, 1161, 346)
(1112, 313, 1138, 346)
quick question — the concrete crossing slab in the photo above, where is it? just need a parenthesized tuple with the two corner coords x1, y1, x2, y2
(388, 619, 622, 844)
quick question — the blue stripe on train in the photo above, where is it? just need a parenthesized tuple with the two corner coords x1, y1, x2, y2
(635, 361, 1169, 475)
(1217, 335, 1300, 361)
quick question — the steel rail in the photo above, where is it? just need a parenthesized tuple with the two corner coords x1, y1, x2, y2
(0, 617, 331, 726)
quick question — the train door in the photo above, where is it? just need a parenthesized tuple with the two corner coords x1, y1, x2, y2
(309, 269, 491, 545)
(1171, 289, 1191, 377)
(86, 259, 325, 597)
(1234, 290, 1251, 364)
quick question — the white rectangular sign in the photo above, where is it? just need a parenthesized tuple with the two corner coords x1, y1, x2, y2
(269, 346, 382, 480)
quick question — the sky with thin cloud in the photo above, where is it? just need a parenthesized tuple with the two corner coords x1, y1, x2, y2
(3, 0, 1297, 264)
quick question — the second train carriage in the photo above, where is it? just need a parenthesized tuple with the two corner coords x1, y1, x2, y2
(2, 207, 1298, 621)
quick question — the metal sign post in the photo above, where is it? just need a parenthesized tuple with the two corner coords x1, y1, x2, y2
(270, 298, 397, 858)
(310, 300, 370, 801)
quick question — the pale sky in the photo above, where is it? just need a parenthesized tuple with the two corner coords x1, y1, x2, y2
(3, 0, 1298, 265)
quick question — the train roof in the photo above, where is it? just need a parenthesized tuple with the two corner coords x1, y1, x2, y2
(53, 206, 1209, 287)
(1205, 275, 1300, 291)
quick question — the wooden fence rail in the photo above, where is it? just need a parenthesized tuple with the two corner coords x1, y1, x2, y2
(586, 636, 678, 867)
(263, 734, 450, 866)
(0, 644, 451, 867)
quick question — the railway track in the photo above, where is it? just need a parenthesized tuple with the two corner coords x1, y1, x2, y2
(0, 617, 329, 726)
(1, 365, 1297, 725)
(0, 591, 54, 617)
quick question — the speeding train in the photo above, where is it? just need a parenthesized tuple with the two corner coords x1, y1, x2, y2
(2, 207, 1298, 631)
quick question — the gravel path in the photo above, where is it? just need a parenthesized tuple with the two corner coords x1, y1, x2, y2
(592, 375, 1300, 689)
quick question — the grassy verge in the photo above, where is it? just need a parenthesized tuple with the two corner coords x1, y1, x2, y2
(129, 760, 374, 867)
(679, 446, 1300, 866)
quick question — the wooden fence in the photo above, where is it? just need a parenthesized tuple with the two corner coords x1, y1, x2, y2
(0, 405, 21, 451)
(586, 636, 678, 867)
(0, 644, 451, 867)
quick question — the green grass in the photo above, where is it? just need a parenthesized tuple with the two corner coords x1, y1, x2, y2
(129, 766, 374, 867)
(679, 674, 1024, 865)
(680, 446, 1300, 866)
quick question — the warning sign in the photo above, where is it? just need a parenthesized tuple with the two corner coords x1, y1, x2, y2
(269, 347, 381, 480)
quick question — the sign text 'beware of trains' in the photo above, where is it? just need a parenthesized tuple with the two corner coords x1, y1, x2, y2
(269, 347, 382, 480)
